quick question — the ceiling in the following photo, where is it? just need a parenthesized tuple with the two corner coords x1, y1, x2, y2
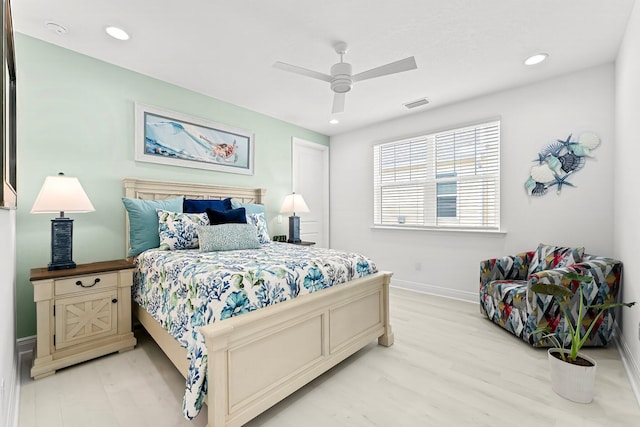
(11, 0, 636, 136)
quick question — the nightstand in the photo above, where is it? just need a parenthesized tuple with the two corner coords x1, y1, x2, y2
(288, 241, 316, 246)
(30, 259, 137, 379)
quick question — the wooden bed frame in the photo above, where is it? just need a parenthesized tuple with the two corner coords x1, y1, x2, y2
(123, 178, 394, 427)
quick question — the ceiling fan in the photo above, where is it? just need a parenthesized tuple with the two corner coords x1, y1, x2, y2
(273, 42, 417, 114)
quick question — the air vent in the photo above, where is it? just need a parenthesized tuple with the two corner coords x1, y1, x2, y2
(403, 98, 429, 109)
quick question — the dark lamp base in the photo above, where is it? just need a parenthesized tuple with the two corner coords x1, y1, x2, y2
(49, 217, 76, 271)
(288, 215, 301, 243)
(48, 261, 76, 271)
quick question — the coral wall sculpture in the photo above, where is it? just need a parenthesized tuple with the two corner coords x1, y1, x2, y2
(524, 132, 600, 196)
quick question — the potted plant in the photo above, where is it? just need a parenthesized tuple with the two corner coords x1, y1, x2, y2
(531, 272, 635, 403)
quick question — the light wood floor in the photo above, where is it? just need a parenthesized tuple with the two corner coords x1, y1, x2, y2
(19, 288, 640, 427)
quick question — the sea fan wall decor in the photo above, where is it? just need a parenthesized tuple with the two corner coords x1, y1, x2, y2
(524, 132, 600, 196)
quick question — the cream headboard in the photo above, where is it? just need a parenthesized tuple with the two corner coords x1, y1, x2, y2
(122, 177, 266, 256)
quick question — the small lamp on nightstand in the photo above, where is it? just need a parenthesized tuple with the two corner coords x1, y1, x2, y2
(31, 173, 95, 270)
(280, 192, 310, 243)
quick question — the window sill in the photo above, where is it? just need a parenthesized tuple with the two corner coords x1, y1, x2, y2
(370, 225, 507, 235)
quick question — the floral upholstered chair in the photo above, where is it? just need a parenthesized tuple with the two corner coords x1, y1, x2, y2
(479, 243, 623, 347)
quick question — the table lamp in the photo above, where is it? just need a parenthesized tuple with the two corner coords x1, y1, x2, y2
(280, 192, 310, 243)
(31, 173, 95, 270)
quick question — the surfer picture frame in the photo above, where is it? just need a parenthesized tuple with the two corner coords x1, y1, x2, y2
(134, 103, 254, 175)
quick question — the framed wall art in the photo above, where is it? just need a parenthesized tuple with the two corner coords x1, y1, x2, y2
(1, 0, 16, 209)
(135, 103, 255, 175)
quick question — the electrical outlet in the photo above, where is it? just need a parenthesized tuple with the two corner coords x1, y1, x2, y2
(415, 262, 422, 271)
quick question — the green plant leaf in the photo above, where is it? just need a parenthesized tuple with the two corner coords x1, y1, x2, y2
(589, 301, 636, 310)
(530, 283, 574, 298)
(532, 273, 635, 359)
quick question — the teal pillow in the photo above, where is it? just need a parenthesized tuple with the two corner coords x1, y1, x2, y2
(197, 223, 261, 251)
(122, 196, 183, 256)
(231, 199, 266, 215)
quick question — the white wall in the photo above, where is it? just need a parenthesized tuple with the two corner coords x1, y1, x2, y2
(0, 209, 17, 427)
(330, 64, 615, 301)
(614, 0, 640, 396)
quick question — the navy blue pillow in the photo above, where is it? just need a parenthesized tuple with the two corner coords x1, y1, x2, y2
(183, 198, 232, 213)
(205, 207, 247, 225)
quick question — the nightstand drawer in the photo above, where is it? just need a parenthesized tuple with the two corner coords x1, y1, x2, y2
(55, 271, 118, 296)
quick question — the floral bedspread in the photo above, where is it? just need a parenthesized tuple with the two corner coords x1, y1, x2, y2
(132, 242, 377, 419)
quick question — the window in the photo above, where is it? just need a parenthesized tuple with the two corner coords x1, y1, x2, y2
(373, 120, 500, 230)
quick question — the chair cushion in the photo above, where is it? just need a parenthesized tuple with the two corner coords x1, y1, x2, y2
(527, 243, 584, 278)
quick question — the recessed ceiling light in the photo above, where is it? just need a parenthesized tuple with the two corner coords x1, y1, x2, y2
(524, 53, 548, 66)
(329, 118, 339, 124)
(105, 26, 130, 41)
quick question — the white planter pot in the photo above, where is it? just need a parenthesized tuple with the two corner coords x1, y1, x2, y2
(548, 348, 597, 403)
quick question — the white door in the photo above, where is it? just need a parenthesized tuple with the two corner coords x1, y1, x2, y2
(292, 138, 329, 247)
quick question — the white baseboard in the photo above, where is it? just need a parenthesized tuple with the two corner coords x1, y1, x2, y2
(614, 324, 640, 407)
(16, 336, 35, 357)
(391, 279, 478, 303)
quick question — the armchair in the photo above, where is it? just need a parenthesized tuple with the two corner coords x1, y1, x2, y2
(479, 245, 623, 347)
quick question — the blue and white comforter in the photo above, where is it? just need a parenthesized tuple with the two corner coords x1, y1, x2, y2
(132, 242, 377, 419)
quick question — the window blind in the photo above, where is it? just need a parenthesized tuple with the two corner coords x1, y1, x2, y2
(373, 120, 500, 230)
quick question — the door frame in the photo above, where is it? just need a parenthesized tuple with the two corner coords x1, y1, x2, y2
(292, 137, 329, 248)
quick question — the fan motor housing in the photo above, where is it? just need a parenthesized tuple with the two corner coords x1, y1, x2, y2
(331, 62, 353, 93)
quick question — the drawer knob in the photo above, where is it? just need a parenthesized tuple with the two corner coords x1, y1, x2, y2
(75, 277, 101, 288)
(112, 298, 118, 304)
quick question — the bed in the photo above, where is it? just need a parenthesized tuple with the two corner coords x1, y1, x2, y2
(123, 177, 394, 427)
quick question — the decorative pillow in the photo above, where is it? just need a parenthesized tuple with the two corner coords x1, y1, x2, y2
(232, 199, 270, 235)
(528, 243, 585, 277)
(205, 207, 247, 225)
(122, 196, 183, 257)
(247, 212, 270, 244)
(157, 209, 209, 250)
(197, 224, 261, 252)
(183, 198, 232, 213)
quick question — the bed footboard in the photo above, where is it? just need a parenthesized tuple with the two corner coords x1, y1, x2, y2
(200, 271, 393, 427)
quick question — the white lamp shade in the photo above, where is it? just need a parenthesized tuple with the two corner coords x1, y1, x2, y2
(31, 175, 95, 214)
(280, 193, 310, 214)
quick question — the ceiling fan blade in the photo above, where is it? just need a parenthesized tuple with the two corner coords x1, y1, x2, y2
(273, 61, 332, 83)
(352, 56, 417, 82)
(332, 92, 345, 114)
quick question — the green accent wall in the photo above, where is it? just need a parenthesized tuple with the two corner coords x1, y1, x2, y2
(14, 34, 328, 338)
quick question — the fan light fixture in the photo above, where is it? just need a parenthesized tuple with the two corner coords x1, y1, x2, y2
(105, 26, 130, 41)
(524, 53, 548, 66)
(274, 41, 417, 115)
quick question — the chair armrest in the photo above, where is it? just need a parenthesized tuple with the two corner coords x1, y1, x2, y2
(480, 251, 533, 289)
(528, 258, 623, 303)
